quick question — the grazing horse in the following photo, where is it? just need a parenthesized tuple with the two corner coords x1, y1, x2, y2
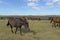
(27, 17, 40, 20)
(50, 17, 60, 28)
(7, 17, 30, 35)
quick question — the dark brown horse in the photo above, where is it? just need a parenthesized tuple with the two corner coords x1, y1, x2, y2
(50, 17, 60, 28)
(7, 17, 30, 35)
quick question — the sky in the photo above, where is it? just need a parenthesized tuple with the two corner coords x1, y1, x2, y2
(0, 0, 60, 15)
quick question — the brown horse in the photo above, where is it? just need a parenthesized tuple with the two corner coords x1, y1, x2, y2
(50, 17, 60, 28)
(27, 17, 40, 20)
(19, 16, 27, 21)
(7, 17, 30, 35)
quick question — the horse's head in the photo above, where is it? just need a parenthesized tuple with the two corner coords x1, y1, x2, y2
(24, 22, 30, 32)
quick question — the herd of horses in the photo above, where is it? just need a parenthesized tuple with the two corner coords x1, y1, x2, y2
(27, 17, 40, 20)
(6, 16, 60, 35)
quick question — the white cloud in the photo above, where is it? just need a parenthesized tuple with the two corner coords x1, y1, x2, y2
(57, 2, 60, 4)
(28, 0, 40, 2)
(52, 0, 60, 3)
(27, 3, 41, 10)
(44, 0, 60, 3)
(27, 0, 41, 10)
(45, 2, 54, 7)
(27, 2, 36, 7)
(26, 0, 60, 10)
(44, 0, 60, 7)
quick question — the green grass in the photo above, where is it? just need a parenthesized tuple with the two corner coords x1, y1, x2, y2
(0, 20, 60, 40)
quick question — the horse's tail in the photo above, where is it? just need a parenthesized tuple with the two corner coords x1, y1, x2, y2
(7, 21, 9, 26)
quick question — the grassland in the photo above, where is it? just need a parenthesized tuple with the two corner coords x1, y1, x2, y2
(0, 20, 60, 40)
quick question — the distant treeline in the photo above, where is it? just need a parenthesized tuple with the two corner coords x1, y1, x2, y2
(0, 15, 60, 20)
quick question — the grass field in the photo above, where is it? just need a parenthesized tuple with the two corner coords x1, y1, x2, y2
(0, 20, 60, 40)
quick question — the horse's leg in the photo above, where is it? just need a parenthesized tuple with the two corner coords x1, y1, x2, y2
(52, 22, 56, 28)
(59, 23, 60, 28)
(19, 25, 22, 35)
(54, 22, 56, 28)
(15, 27, 18, 34)
(10, 25, 14, 33)
(56, 23, 58, 26)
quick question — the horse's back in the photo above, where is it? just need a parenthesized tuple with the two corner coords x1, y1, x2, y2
(7, 17, 28, 27)
(52, 17, 60, 23)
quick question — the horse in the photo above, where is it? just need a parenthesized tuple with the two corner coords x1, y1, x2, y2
(27, 17, 40, 20)
(50, 17, 60, 28)
(19, 16, 27, 21)
(7, 17, 30, 35)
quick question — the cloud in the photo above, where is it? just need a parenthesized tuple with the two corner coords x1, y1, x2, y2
(57, 2, 60, 4)
(45, 2, 54, 7)
(45, 0, 60, 6)
(28, 0, 40, 2)
(27, 2, 36, 7)
(52, 0, 60, 3)
(27, 2, 40, 10)
(24, 0, 60, 10)
(27, 0, 41, 10)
